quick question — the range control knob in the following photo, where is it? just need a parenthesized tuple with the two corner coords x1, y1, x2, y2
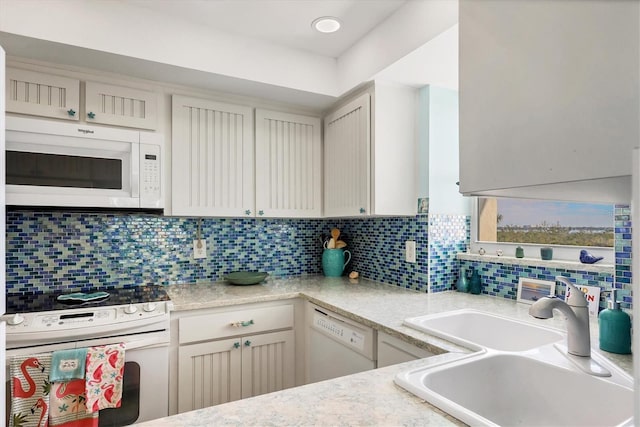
(124, 304, 138, 315)
(7, 313, 24, 325)
(143, 302, 157, 312)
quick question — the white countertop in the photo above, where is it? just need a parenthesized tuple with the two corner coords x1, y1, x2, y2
(137, 275, 633, 426)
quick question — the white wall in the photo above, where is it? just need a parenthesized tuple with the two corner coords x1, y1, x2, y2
(337, 0, 458, 93)
(418, 85, 470, 216)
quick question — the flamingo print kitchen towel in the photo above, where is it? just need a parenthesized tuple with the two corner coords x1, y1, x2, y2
(9, 353, 51, 427)
(85, 343, 125, 412)
(49, 379, 98, 427)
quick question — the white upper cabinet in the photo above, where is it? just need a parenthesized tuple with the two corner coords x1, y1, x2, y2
(458, 0, 639, 203)
(85, 81, 158, 130)
(6, 68, 80, 120)
(255, 109, 322, 218)
(171, 95, 254, 217)
(323, 82, 417, 217)
(323, 92, 371, 217)
(5, 68, 158, 130)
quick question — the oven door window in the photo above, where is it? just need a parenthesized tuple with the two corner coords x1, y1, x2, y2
(98, 361, 140, 426)
(6, 151, 123, 190)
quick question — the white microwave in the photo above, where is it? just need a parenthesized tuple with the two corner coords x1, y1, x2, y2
(5, 116, 164, 210)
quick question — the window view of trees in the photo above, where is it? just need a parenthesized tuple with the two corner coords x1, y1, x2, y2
(479, 198, 614, 248)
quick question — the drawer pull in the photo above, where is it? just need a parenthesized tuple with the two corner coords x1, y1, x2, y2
(233, 342, 240, 349)
(244, 340, 252, 347)
(230, 319, 254, 328)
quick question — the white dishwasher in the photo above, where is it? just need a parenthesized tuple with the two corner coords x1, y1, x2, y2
(307, 303, 376, 383)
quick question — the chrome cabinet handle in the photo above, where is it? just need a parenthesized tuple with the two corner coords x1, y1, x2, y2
(87, 111, 96, 119)
(230, 320, 254, 328)
(67, 109, 76, 117)
(244, 340, 251, 347)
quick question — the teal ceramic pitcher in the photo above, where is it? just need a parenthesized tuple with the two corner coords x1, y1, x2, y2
(322, 248, 352, 277)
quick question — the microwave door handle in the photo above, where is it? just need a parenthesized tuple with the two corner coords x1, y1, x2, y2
(131, 144, 140, 198)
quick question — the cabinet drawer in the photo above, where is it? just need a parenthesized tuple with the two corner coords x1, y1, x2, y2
(179, 304, 294, 344)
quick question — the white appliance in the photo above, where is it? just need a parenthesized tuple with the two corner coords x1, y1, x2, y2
(307, 303, 376, 383)
(3, 288, 172, 425)
(5, 116, 163, 210)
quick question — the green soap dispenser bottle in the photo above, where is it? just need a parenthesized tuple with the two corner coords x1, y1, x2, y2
(598, 289, 632, 354)
(469, 269, 482, 295)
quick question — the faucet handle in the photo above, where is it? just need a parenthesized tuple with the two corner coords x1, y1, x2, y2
(556, 276, 588, 308)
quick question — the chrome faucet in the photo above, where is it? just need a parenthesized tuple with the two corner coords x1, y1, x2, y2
(529, 276, 591, 357)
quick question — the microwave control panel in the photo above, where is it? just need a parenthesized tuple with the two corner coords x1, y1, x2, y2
(140, 143, 162, 207)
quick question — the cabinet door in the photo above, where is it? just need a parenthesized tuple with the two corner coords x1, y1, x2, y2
(85, 81, 157, 130)
(459, 0, 638, 203)
(241, 330, 295, 399)
(255, 109, 322, 218)
(172, 95, 254, 217)
(178, 337, 242, 412)
(323, 93, 371, 217)
(6, 68, 80, 120)
(377, 331, 434, 368)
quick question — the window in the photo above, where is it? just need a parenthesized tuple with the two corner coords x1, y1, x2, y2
(473, 198, 614, 262)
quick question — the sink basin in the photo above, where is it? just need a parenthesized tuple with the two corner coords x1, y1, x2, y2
(404, 309, 564, 351)
(396, 350, 634, 426)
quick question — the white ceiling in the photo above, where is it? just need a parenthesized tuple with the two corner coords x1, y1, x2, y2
(126, 0, 408, 58)
(0, 0, 457, 110)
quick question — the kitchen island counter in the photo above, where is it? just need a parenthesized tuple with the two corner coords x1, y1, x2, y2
(139, 275, 632, 426)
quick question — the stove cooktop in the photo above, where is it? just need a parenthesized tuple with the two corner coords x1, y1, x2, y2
(5, 285, 170, 314)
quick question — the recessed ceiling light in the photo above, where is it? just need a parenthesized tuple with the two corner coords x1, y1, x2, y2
(312, 16, 341, 34)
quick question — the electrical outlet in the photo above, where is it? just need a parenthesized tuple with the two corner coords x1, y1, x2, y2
(193, 239, 207, 259)
(405, 240, 416, 263)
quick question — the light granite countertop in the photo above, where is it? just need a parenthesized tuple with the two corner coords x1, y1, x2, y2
(137, 275, 633, 426)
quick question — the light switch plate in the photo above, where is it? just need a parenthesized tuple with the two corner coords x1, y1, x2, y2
(405, 240, 416, 263)
(193, 239, 207, 259)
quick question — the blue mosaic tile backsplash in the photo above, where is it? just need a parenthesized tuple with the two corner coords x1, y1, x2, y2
(336, 216, 428, 291)
(6, 211, 328, 295)
(6, 205, 630, 311)
(428, 214, 468, 292)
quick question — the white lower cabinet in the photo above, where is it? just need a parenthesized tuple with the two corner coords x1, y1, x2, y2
(175, 303, 295, 413)
(377, 331, 434, 368)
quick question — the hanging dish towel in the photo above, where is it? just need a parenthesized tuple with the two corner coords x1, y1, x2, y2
(9, 353, 52, 427)
(50, 348, 88, 382)
(85, 343, 125, 413)
(49, 379, 98, 427)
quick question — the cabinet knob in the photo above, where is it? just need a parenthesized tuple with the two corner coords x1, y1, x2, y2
(244, 340, 252, 347)
(359, 207, 366, 214)
(233, 342, 240, 349)
(245, 209, 251, 216)
(258, 210, 264, 216)
(87, 111, 96, 119)
(67, 109, 76, 117)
